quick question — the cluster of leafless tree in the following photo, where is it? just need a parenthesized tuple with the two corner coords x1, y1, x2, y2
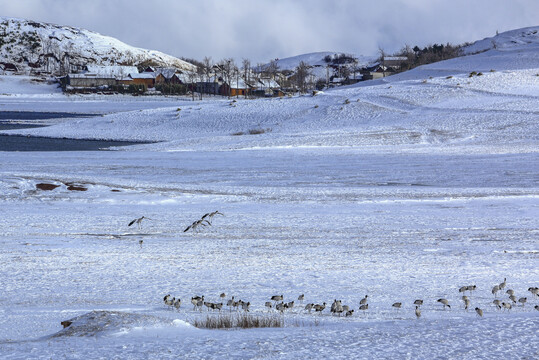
(177, 56, 318, 98)
(382, 43, 464, 72)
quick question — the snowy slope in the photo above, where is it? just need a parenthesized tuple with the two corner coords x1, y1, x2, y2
(2, 25, 537, 155)
(0, 17, 195, 74)
(267, 51, 376, 70)
(262, 51, 376, 81)
(464, 26, 539, 54)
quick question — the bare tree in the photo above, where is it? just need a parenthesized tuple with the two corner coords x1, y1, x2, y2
(196, 62, 205, 99)
(295, 61, 310, 93)
(187, 67, 199, 101)
(378, 46, 387, 77)
(219, 58, 236, 98)
(266, 59, 280, 80)
(242, 58, 251, 98)
(202, 56, 213, 95)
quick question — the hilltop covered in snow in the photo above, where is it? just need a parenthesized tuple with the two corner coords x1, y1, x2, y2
(265, 51, 376, 70)
(464, 26, 539, 54)
(1, 26, 537, 155)
(0, 16, 194, 75)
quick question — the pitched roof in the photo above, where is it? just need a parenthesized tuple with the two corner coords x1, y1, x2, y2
(258, 78, 280, 89)
(84, 65, 139, 77)
(229, 78, 248, 89)
(129, 72, 155, 79)
(155, 67, 181, 79)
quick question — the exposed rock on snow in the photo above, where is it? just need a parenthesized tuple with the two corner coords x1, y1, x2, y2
(52, 311, 172, 337)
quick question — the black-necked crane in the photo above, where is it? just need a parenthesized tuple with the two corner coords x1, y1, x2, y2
(184, 219, 209, 233)
(414, 299, 423, 307)
(314, 303, 326, 313)
(359, 304, 368, 315)
(518, 297, 527, 306)
(499, 278, 507, 290)
(437, 298, 451, 309)
(265, 301, 273, 311)
(415, 306, 421, 319)
(360, 295, 368, 306)
(208, 210, 224, 223)
(463, 298, 471, 310)
(506, 289, 514, 296)
(165, 296, 175, 307)
(304, 303, 314, 313)
(528, 287, 538, 297)
(493, 299, 501, 310)
(286, 301, 295, 310)
(226, 296, 235, 310)
(298, 294, 304, 303)
(535, 305, 539, 311)
(492, 285, 500, 297)
(475, 307, 483, 317)
(128, 216, 151, 229)
(271, 294, 283, 303)
(345, 309, 354, 317)
(191, 296, 204, 310)
(174, 298, 181, 310)
(392, 302, 402, 309)
(332, 300, 343, 316)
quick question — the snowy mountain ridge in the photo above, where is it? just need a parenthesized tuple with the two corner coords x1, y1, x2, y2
(463, 26, 539, 54)
(264, 51, 376, 70)
(0, 16, 195, 74)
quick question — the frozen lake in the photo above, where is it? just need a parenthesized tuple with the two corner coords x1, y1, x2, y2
(0, 148, 537, 358)
(0, 134, 148, 151)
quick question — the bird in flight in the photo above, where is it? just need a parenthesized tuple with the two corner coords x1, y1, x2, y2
(128, 216, 151, 229)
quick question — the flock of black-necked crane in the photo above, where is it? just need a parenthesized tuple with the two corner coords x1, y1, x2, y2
(160, 280, 539, 319)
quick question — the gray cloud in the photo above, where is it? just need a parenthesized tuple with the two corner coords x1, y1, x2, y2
(1, 0, 538, 63)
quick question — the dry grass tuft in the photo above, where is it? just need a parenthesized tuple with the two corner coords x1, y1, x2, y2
(192, 313, 284, 329)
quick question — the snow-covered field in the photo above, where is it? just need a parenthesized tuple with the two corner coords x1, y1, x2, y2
(0, 29, 538, 359)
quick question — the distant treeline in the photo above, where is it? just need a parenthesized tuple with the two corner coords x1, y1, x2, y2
(386, 43, 466, 72)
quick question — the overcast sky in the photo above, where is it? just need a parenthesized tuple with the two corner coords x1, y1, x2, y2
(2, 0, 538, 63)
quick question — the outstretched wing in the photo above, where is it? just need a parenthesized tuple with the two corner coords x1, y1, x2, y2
(183, 224, 192, 232)
(128, 219, 136, 227)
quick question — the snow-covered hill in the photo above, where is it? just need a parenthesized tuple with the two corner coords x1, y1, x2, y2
(464, 26, 539, 54)
(0, 17, 195, 74)
(262, 51, 377, 81)
(1, 26, 538, 155)
(266, 51, 376, 70)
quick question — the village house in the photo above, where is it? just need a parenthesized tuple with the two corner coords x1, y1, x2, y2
(65, 65, 138, 88)
(253, 77, 283, 97)
(196, 75, 222, 95)
(382, 56, 408, 69)
(125, 72, 155, 87)
(227, 78, 250, 97)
